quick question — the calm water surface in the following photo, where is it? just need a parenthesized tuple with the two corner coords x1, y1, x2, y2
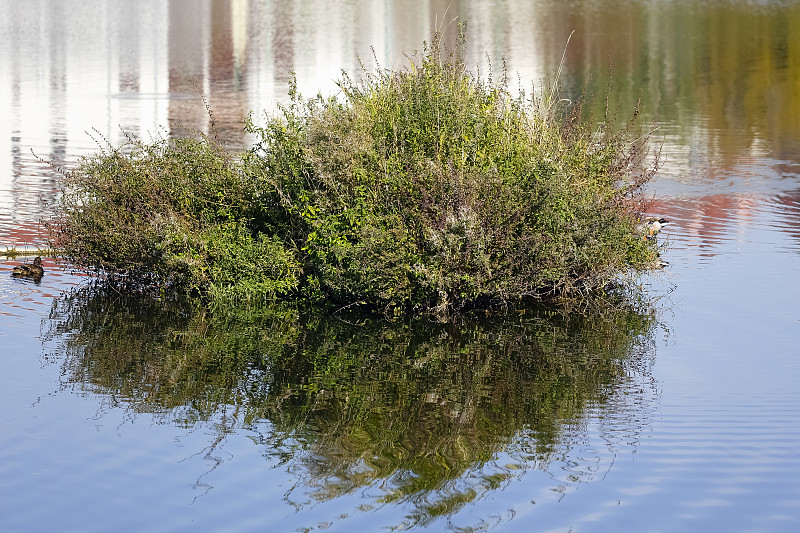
(1, 1, 799, 532)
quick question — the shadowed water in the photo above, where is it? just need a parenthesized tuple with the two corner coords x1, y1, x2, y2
(2, 1, 800, 532)
(0, 268, 660, 531)
(29, 288, 658, 531)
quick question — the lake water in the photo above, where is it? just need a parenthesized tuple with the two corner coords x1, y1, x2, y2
(2, 1, 799, 532)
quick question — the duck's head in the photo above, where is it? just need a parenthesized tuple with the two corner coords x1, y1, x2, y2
(641, 216, 669, 225)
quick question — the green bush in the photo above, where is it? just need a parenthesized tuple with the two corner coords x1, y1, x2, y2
(51, 133, 300, 299)
(52, 27, 661, 316)
(244, 27, 659, 314)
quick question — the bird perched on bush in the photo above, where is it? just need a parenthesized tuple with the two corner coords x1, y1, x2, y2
(11, 256, 44, 281)
(637, 217, 670, 239)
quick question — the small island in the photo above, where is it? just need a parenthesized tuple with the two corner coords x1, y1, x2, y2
(48, 29, 663, 318)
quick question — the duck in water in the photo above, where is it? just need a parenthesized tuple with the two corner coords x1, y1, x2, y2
(11, 256, 44, 281)
(637, 217, 670, 239)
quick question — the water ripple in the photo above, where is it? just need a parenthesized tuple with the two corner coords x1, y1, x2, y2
(648, 189, 800, 263)
(0, 259, 86, 319)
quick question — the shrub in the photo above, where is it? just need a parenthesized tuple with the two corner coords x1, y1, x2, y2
(52, 27, 660, 316)
(244, 26, 659, 315)
(51, 133, 300, 300)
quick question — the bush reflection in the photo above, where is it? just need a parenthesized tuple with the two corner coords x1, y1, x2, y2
(45, 288, 657, 525)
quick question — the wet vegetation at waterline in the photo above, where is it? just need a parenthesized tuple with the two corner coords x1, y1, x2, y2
(49, 29, 662, 317)
(43, 287, 657, 527)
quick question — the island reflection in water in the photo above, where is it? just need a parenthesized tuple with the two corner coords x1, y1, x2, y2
(43, 287, 658, 529)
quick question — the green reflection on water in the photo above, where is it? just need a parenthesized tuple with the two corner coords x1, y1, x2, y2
(44, 288, 657, 525)
(540, 0, 800, 162)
